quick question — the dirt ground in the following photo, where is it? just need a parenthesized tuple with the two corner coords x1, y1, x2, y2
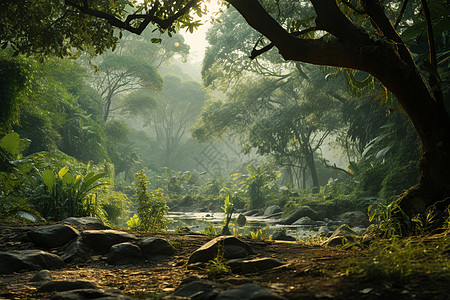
(0, 223, 449, 299)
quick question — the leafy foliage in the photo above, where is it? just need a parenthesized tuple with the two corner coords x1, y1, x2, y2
(130, 170, 168, 232)
(29, 166, 108, 220)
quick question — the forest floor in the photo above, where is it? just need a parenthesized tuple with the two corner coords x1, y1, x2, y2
(0, 222, 449, 300)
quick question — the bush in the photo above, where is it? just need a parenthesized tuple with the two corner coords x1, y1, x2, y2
(129, 170, 168, 232)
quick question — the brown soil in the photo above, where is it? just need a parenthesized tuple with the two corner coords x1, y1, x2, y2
(0, 222, 448, 300)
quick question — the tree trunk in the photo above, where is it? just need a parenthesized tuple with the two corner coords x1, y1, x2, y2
(303, 149, 319, 193)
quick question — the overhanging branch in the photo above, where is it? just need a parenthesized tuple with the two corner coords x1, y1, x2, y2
(65, 0, 200, 34)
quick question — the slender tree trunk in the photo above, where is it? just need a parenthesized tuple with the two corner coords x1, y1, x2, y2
(303, 149, 319, 193)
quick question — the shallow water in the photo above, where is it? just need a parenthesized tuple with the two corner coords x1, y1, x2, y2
(166, 212, 319, 240)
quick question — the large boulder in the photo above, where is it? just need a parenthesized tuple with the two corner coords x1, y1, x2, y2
(279, 206, 318, 225)
(28, 224, 80, 248)
(188, 236, 254, 264)
(216, 283, 286, 300)
(0, 250, 65, 274)
(292, 216, 314, 226)
(107, 242, 142, 265)
(140, 237, 174, 257)
(62, 237, 91, 264)
(335, 211, 369, 227)
(61, 217, 110, 230)
(264, 205, 281, 216)
(81, 230, 138, 254)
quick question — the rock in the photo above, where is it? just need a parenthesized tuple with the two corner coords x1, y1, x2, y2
(37, 280, 98, 293)
(107, 242, 142, 265)
(61, 217, 111, 230)
(81, 230, 138, 254)
(335, 211, 369, 227)
(264, 205, 281, 216)
(173, 280, 214, 298)
(321, 224, 360, 247)
(233, 257, 284, 274)
(62, 237, 91, 264)
(28, 224, 80, 248)
(243, 210, 259, 216)
(50, 288, 132, 300)
(292, 216, 314, 225)
(316, 226, 331, 237)
(271, 231, 296, 241)
(140, 237, 174, 257)
(216, 283, 286, 300)
(279, 206, 318, 225)
(236, 214, 247, 227)
(188, 236, 254, 264)
(29, 269, 52, 283)
(0, 250, 64, 274)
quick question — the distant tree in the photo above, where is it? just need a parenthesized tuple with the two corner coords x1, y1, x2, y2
(148, 74, 207, 169)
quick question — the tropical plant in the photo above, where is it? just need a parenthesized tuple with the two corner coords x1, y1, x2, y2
(130, 169, 168, 232)
(232, 164, 281, 209)
(29, 166, 108, 220)
(220, 195, 234, 235)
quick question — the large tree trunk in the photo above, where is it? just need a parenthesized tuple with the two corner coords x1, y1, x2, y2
(228, 0, 450, 226)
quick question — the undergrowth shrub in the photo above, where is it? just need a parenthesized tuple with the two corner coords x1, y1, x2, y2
(128, 169, 168, 232)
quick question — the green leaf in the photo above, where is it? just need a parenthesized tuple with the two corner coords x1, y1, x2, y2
(58, 166, 69, 179)
(376, 145, 392, 159)
(42, 169, 55, 192)
(0, 132, 21, 156)
(246, 164, 257, 175)
(151, 38, 162, 43)
(401, 22, 426, 40)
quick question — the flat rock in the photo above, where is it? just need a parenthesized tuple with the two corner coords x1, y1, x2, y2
(81, 230, 138, 254)
(140, 237, 174, 257)
(188, 236, 254, 264)
(0, 250, 64, 274)
(28, 224, 80, 248)
(107, 242, 142, 265)
(229, 257, 285, 274)
(216, 283, 286, 300)
(61, 217, 111, 230)
(50, 288, 132, 300)
(37, 280, 98, 293)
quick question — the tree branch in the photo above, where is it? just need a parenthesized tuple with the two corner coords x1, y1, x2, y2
(65, 0, 200, 34)
(394, 0, 409, 29)
(420, 0, 443, 104)
(249, 27, 319, 60)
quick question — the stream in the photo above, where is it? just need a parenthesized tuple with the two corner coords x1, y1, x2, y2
(166, 212, 321, 241)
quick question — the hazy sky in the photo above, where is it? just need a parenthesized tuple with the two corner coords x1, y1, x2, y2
(181, 0, 223, 63)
